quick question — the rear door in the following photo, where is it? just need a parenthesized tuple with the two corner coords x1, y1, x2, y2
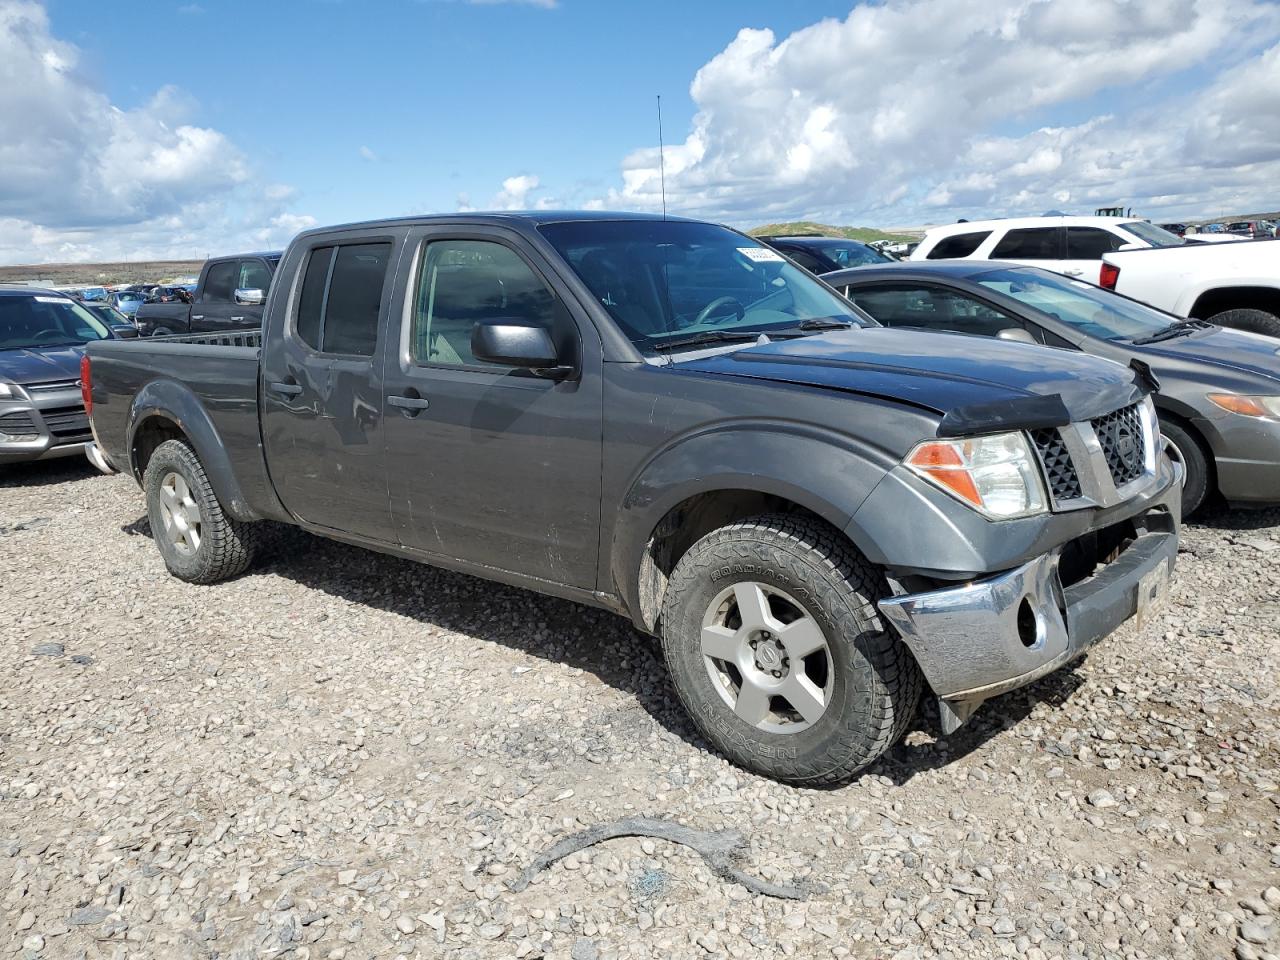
(380, 225, 603, 588)
(1061, 226, 1127, 283)
(260, 230, 404, 540)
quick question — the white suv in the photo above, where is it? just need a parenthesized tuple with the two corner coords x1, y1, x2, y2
(910, 216, 1196, 284)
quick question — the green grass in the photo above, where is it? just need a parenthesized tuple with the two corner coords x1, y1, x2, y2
(748, 221, 916, 243)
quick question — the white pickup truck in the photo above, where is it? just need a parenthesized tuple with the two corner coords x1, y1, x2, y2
(1101, 238, 1280, 337)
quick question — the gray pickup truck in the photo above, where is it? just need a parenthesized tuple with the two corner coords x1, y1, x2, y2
(84, 213, 1182, 784)
(134, 252, 279, 338)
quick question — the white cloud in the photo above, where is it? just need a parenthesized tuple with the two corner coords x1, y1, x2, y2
(600, 0, 1280, 225)
(490, 174, 541, 209)
(359, 145, 377, 162)
(0, 1, 310, 264)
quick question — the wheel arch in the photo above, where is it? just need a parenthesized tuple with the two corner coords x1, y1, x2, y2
(128, 380, 260, 522)
(1188, 285, 1280, 320)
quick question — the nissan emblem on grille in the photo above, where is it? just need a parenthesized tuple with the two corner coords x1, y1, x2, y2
(1092, 403, 1146, 487)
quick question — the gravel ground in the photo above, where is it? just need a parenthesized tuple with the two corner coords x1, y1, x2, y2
(2, 459, 1278, 960)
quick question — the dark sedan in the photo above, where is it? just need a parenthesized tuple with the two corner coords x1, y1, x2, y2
(758, 235, 893, 274)
(823, 261, 1280, 514)
(0, 287, 118, 465)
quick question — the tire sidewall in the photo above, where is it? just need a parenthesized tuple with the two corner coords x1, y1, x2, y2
(144, 443, 214, 580)
(1207, 309, 1280, 339)
(1160, 420, 1209, 516)
(662, 529, 890, 778)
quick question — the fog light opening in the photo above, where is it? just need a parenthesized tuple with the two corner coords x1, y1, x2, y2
(1017, 598, 1040, 649)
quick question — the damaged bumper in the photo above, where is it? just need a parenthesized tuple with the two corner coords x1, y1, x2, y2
(878, 497, 1179, 732)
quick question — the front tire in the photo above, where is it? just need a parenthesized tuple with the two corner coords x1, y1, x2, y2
(143, 439, 257, 583)
(1160, 419, 1210, 516)
(1206, 308, 1280, 339)
(660, 515, 922, 785)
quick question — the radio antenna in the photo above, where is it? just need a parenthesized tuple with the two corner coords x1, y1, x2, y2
(656, 94, 667, 220)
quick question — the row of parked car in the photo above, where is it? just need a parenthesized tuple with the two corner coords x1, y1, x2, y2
(3, 208, 1277, 784)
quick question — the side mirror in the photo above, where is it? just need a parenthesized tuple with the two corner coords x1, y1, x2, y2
(471, 319, 569, 377)
(997, 327, 1037, 345)
(235, 288, 266, 306)
(112, 324, 139, 339)
(1116, 242, 1142, 252)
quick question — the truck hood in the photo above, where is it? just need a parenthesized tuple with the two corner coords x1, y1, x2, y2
(0, 344, 86, 385)
(677, 327, 1145, 427)
(1132, 327, 1280, 385)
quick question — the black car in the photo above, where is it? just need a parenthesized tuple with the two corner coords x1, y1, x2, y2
(757, 235, 893, 274)
(823, 260, 1280, 514)
(0, 287, 119, 464)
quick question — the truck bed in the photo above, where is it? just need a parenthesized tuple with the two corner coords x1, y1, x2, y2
(85, 334, 275, 514)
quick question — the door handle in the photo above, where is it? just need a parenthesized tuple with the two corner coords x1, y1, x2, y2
(268, 381, 303, 397)
(231, 316, 245, 322)
(387, 394, 430, 411)
(1063, 269, 1083, 276)
(192, 314, 205, 321)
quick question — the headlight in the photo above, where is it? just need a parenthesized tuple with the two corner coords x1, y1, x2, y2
(0, 381, 25, 399)
(906, 431, 1048, 519)
(1207, 394, 1280, 419)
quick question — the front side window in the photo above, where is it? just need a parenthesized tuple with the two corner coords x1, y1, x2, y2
(0, 296, 111, 349)
(238, 259, 272, 293)
(537, 220, 866, 352)
(782, 247, 831, 274)
(293, 242, 391, 356)
(203, 261, 237, 302)
(926, 231, 992, 259)
(1065, 227, 1125, 260)
(412, 239, 560, 367)
(845, 285, 1035, 340)
(974, 268, 1172, 340)
(991, 228, 1062, 260)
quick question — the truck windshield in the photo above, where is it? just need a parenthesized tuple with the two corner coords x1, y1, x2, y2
(537, 220, 867, 352)
(0, 295, 112, 349)
(974, 268, 1173, 340)
(1118, 221, 1185, 248)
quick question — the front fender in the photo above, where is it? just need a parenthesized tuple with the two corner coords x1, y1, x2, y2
(610, 422, 898, 623)
(128, 378, 259, 522)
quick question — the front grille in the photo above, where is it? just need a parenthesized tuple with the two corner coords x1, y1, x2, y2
(1091, 403, 1146, 487)
(39, 404, 91, 442)
(1031, 428, 1082, 502)
(26, 379, 79, 395)
(0, 411, 39, 441)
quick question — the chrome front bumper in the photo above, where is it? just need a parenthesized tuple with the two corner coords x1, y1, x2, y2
(878, 510, 1178, 724)
(85, 441, 118, 474)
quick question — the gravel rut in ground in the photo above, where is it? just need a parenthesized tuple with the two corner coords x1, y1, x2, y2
(1, 459, 1277, 959)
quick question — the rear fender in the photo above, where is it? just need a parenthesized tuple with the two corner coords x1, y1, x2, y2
(128, 378, 259, 522)
(610, 424, 897, 625)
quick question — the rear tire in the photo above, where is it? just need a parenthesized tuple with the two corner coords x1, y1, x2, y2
(143, 439, 257, 583)
(1206, 308, 1280, 338)
(659, 514, 922, 785)
(1159, 419, 1210, 517)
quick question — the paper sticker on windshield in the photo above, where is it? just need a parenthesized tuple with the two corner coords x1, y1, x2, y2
(34, 296, 68, 303)
(739, 247, 784, 263)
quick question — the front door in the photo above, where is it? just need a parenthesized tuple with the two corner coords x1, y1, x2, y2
(381, 227, 603, 589)
(260, 232, 403, 540)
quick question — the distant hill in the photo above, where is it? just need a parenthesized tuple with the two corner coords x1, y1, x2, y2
(749, 221, 917, 243)
(0, 259, 204, 286)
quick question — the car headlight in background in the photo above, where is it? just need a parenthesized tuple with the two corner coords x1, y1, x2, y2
(1207, 394, 1280, 420)
(0, 381, 26, 399)
(905, 432, 1048, 519)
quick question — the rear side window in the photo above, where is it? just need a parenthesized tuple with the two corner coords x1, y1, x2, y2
(203, 261, 237, 302)
(1065, 227, 1124, 259)
(991, 228, 1061, 260)
(925, 231, 991, 259)
(782, 247, 830, 274)
(293, 242, 392, 356)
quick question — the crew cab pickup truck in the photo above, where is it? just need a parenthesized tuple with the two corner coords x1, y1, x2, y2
(1101, 238, 1280, 337)
(84, 213, 1182, 784)
(135, 252, 280, 338)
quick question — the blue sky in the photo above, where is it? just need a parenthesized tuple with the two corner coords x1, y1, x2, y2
(47, 0, 854, 225)
(3, 0, 1279, 263)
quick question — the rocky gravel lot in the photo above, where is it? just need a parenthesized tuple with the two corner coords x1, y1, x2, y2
(2, 459, 1278, 960)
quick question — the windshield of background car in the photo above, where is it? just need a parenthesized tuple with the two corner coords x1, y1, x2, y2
(974, 268, 1172, 340)
(0, 295, 112, 349)
(537, 220, 867, 351)
(810, 241, 892, 267)
(1118, 221, 1185, 247)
